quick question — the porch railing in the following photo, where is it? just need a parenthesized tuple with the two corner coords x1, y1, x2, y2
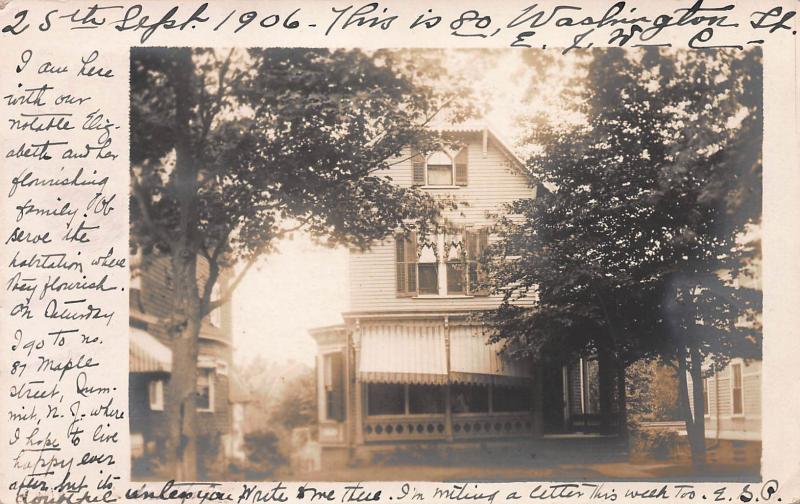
(452, 413, 533, 439)
(363, 412, 534, 442)
(364, 414, 447, 442)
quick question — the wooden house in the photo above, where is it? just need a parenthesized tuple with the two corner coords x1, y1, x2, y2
(309, 125, 615, 466)
(129, 252, 247, 479)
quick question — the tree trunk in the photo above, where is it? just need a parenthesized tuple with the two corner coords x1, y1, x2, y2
(597, 346, 614, 434)
(676, 344, 705, 467)
(688, 341, 707, 466)
(163, 251, 203, 481)
(616, 361, 629, 443)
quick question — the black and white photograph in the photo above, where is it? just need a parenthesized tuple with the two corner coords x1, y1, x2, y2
(128, 46, 762, 482)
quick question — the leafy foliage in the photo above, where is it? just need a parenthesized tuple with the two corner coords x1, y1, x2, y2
(129, 47, 474, 477)
(484, 48, 762, 368)
(482, 49, 762, 461)
(131, 48, 471, 308)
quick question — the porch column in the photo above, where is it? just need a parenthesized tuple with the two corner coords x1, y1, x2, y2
(532, 366, 544, 437)
(561, 364, 570, 430)
(444, 316, 453, 441)
(353, 322, 364, 445)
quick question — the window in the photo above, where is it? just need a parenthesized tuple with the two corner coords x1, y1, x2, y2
(731, 363, 743, 416)
(148, 379, 164, 411)
(446, 239, 465, 295)
(367, 383, 405, 416)
(452, 384, 489, 413)
(465, 228, 488, 295)
(396, 229, 488, 298)
(492, 385, 532, 413)
(411, 148, 468, 187)
(426, 151, 454, 186)
(417, 242, 438, 295)
(408, 384, 445, 414)
(196, 368, 214, 412)
(323, 352, 345, 421)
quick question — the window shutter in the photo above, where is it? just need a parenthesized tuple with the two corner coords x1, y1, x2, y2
(396, 235, 407, 296)
(406, 232, 418, 294)
(329, 352, 345, 421)
(454, 147, 468, 186)
(396, 232, 418, 297)
(411, 151, 426, 186)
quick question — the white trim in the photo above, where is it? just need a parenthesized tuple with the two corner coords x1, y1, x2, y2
(703, 377, 711, 419)
(148, 379, 164, 411)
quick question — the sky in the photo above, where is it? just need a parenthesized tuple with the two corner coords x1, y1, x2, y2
(233, 234, 348, 367)
(231, 49, 556, 368)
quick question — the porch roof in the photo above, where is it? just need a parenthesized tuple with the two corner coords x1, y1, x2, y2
(357, 323, 532, 386)
(130, 326, 172, 373)
(359, 323, 448, 385)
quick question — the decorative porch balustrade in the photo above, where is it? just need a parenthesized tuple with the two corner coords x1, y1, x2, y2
(363, 413, 534, 442)
(452, 413, 533, 439)
(364, 415, 447, 442)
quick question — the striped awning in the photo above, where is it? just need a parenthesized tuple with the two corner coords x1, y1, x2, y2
(359, 323, 447, 385)
(130, 327, 172, 373)
(449, 325, 532, 387)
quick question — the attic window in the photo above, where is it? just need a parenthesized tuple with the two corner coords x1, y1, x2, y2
(426, 151, 454, 186)
(412, 147, 468, 187)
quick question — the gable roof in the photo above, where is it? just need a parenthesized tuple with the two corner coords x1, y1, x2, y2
(434, 121, 527, 172)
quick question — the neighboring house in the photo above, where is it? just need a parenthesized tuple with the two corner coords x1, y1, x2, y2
(700, 359, 761, 442)
(309, 125, 615, 467)
(699, 226, 762, 465)
(129, 251, 244, 479)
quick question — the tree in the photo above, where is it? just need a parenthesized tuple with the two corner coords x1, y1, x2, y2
(483, 48, 762, 465)
(130, 47, 471, 478)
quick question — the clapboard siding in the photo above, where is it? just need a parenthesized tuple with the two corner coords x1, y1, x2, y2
(349, 135, 534, 313)
(701, 359, 761, 441)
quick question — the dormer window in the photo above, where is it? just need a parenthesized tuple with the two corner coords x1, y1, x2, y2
(412, 147, 469, 187)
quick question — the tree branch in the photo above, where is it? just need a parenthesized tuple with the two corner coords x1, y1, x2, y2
(131, 174, 172, 246)
(204, 256, 256, 315)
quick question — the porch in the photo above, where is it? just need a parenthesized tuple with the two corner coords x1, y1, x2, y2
(310, 316, 624, 465)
